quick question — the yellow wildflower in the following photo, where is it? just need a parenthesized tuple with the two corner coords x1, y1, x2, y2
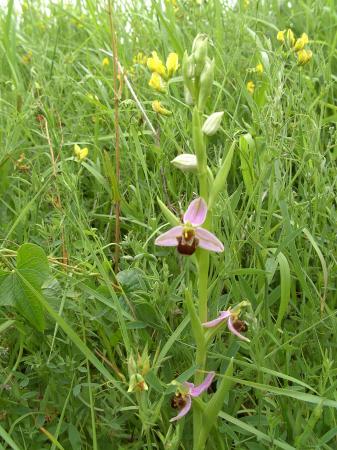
(277, 30, 286, 42)
(255, 63, 263, 74)
(22, 50, 32, 64)
(147, 51, 167, 77)
(297, 49, 313, 65)
(133, 52, 147, 65)
(293, 33, 309, 51)
(74, 144, 89, 161)
(152, 100, 172, 116)
(246, 81, 255, 94)
(102, 57, 109, 67)
(149, 72, 166, 92)
(286, 29, 295, 46)
(166, 52, 179, 77)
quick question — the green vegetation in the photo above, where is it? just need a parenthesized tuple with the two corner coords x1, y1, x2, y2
(0, 0, 336, 448)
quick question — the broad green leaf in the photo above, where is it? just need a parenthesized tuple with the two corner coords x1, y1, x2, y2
(13, 276, 46, 332)
(16, 243, 49, 287)
(14, 243, 50, 332)
(0, 273, 15, 306)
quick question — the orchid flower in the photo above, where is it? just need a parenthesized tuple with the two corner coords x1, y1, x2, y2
(202, 309, 250, 342)
(170, 372, 215, 422)
(155, 198, 224, 255)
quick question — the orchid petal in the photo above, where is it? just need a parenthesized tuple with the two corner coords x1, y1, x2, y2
(169, 395, 192, 422)
(189, 372, 215, 397)
(228, 316, 250, 342)
(202, 310, 231, 328)
(155, 226, 183, 247)
(183, 198, 207, 226)
(195, 228, 224, 252)
(183, 381, 195, 390)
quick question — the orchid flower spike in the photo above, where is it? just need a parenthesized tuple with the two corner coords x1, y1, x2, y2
(170, 372, 215, 422)
(155, 198, 224, 255)
(202, 309, 250, 342)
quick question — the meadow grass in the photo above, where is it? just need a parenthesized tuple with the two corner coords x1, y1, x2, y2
(0, 0, 336, 449)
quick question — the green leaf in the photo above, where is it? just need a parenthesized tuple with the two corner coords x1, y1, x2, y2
(275, 251, 291, 329)
(239, 133, 256, 196)
(0, 423, 22, 450)
(218, 411, 295, 450)
(16, 243, 49, 287)
(0, 273, 15, 306)
(13, 244, 50, 332)
(0, 244, 49, 332)
(209, 141, 236, 209)
(13, 276, 46, 332)
(157, 197, 180, 226)
(196, 359, 234, 449)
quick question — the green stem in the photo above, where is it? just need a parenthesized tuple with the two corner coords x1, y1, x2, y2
(197, 250, 209, 325)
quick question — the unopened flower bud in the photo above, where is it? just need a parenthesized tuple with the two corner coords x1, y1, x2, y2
(127, 353, 137, 375)
(193, 35, 208, 77)
(184, 86, 194, 105)
(127, 373, 149, 393)
(182, 51, 195, 99)
(137, 348, 150, 375)
(198, 58, 215, 111)
(202, 111, 224, 136)
(171, 154, 197, 172)
(182, 51, 195, 80)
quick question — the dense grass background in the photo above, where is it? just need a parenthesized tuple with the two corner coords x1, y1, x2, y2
(0, 0, 336, 448)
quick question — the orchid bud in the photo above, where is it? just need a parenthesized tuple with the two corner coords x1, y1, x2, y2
(137, 347, 150, 376)
(182, 51, 195, 80)
(182, 51, 195, 99)
(184, 86, 194, 105)
(127, 373, 148, 393)
(127, 353, 137, 374)
(193, 35, 208, 76)
(171, 154, 197, 172)
(202, 111, 224, 136)
(198, 58, 215, 111)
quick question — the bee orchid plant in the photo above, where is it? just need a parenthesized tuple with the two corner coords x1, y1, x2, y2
(139, 35, 252, 449)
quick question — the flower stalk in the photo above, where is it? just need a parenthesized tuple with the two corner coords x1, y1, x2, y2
(154, 34, 250, 448)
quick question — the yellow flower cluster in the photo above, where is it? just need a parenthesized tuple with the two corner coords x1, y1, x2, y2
(246, 62, 263, 95)
(22, 50, 33, 64)
(277, 29, 312, 66)
(147, 51, 179, 92)
(152, 100, 172, 116)
(74, 144, 88, 161)
(146, 51, 179, 118)
(255, 63, 263, 74)
(102, 57, 109, 67)
(246, 80, 255, 95)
